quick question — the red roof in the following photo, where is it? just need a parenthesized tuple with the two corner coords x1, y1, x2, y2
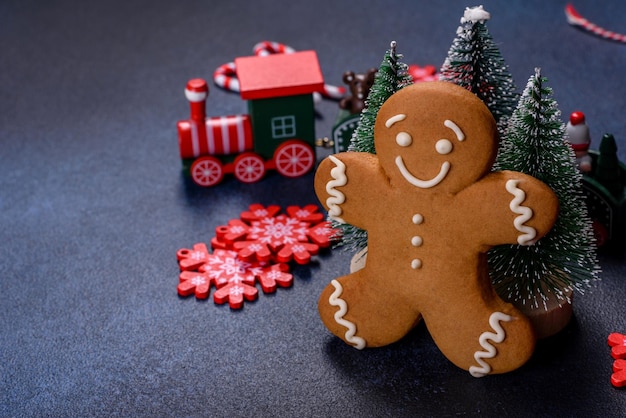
(235, 50, 325, 100)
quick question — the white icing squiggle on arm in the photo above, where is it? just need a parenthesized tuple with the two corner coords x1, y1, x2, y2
(328, 279, 366, 350)
(505, 179, 537, 245)
(326, 156, 348, 223)
(469, 311, 512, 378)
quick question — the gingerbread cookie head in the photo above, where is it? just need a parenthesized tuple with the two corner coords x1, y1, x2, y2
(373, 81, 498, 194)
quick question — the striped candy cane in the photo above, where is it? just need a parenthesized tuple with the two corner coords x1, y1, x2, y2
(213, 62, 239, 92)
(565, 4, 626, 44)
(253, 41, 296, 56)
(213, 41, 346, 101)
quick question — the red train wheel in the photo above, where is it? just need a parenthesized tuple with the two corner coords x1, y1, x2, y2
(234, 152, 266, 183)
(273, 140, 315, 178)
(190, 156, 224, 187)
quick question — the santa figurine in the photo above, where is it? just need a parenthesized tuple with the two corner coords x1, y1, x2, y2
(565, 111, 593, 173)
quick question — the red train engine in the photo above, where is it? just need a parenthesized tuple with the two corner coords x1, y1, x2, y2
(177, 51, 324, 187)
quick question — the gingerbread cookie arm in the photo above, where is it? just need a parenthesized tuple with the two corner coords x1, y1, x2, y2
(458, 171, 559, 248)
(314, 152, 387, 228)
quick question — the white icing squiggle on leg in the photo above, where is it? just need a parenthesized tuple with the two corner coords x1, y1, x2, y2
(328, 279, 366, 349)
(469, 311, 512, 378)
(505, 179, 537, 245)
(325, 156, 348, 223)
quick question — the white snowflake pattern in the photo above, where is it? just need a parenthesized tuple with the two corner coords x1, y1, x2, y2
(190, 251, 205, 260)
(191, 275, 207, 286)
(229, 286, 245, 296)
(230, 225, 246, 234)
(291, 244, 306, 253)
(295, 209, 311, 218)
(249, 216, 308, 246)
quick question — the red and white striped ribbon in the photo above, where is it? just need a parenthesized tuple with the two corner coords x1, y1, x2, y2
(213, 41, 346, 100)
(565, 4, 626, 44)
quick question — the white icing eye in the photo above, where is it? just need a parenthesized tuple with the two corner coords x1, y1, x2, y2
(396, 132, 412, 147)
(436, 139, 453, 155)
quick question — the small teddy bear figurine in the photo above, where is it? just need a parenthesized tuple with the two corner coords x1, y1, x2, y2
(314, 81, 559, 377)
(338, 69, 378, 115)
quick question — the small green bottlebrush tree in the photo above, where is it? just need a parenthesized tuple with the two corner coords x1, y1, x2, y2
(348, 41, 414, 154)
(439, 5, 518, 135)
(488, 68, 600, 310)
(334, 41, 413, 254)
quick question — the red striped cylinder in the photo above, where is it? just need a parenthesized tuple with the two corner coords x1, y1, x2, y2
(179, 114, 253, 159)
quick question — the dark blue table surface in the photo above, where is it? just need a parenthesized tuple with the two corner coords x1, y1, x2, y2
(1, 0, 625, 416)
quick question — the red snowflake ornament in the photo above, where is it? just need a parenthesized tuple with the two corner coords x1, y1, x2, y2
(177, 248, 293, 309)
(215, 219, 250, 246)
(177, 242, 211, 271)
(608, 333, 626, 388)
(236, 215, 315, 263)
(255, 263, 293, 293)
(212, 279, 259, 309)
(285, 204, 325, 224)
(240, 203, 281, 223)
(608, 332, 626, 360)
(175, 204, 333, 310)
(612, 359, 626, 388)
(306, 221, 336, 248)
(178, 270, 213, 299)
(214, 204, 335, 265)
(210, 235, 229, 250)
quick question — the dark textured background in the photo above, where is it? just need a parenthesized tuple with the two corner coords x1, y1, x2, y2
(1, 0, 625, 416)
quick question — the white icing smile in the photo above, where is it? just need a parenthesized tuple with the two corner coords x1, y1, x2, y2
(395, 157, 451, 189)
(385, 117, 465, 189)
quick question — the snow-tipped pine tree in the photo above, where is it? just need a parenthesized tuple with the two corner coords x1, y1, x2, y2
(439, 5, 518, 135)
(348, 41, 414, 154)
(488, 68, 600, 310)
(334, 41, 413, 254)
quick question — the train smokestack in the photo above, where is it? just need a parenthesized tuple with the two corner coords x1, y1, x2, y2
(185, 79, 208, 121)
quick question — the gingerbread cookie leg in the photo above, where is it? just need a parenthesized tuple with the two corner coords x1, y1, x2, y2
(318, 271, 422, 349)
(423, 286, 535, 376)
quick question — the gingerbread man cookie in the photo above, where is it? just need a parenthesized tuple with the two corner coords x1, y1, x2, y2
(314, 81, 559, 376)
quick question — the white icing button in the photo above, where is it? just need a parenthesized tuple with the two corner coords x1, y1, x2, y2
(412, 214, 423, 224)
(411, 236, 423, 247)
(411, 259, 422, 269)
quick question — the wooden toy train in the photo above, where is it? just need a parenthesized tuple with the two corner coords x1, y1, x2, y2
(177, 51, 324, 187)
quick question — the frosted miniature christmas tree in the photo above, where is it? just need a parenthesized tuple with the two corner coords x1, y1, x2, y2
(334, 41, 413, 254)
(439, 5, 518, 135)
(488, 68, 599, 314)
(348, 41, 414, 154)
